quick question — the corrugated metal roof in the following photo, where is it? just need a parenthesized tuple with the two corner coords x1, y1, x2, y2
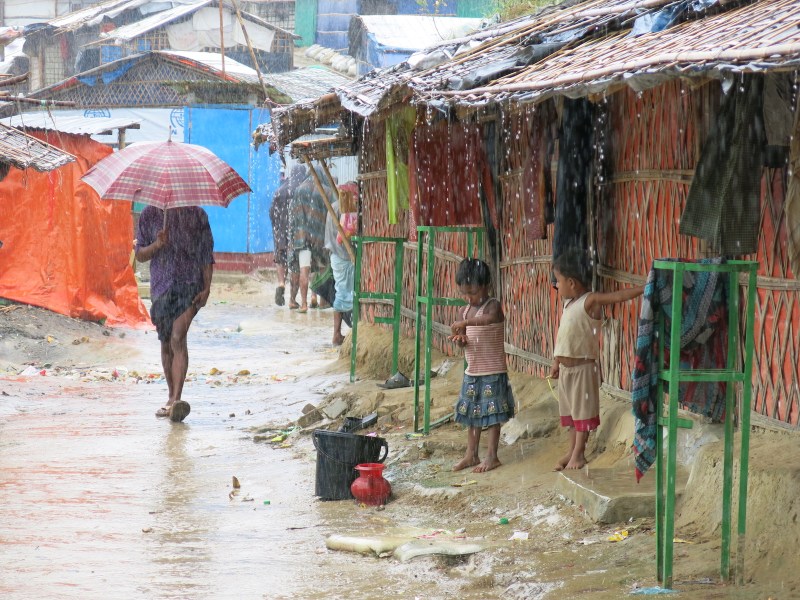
(48, 0, 153, 32)
(0, 122, 76, 171)
(0, 113, 142, 135)
(97, 0, 211, 41)
(262, 66, 352, 103)
(354, 15, 482, 53)
(92, 0, 297, 42)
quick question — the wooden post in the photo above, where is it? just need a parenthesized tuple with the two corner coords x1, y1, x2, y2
(302, 156, 356, 261)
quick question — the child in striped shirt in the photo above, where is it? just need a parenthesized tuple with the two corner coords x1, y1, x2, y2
(449, 258, 515, 473)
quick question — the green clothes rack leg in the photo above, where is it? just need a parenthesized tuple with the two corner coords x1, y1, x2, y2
(350, 236, 405, 383)
(413, 226, 484, 434)
(653, 259, 758, 589)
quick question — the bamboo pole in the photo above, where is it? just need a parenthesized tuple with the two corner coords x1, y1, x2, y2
(0, 72, 29, 87)
(228, 0, 271, 101)
(302, 156, 356, 262)
(218, 0, 226, 76)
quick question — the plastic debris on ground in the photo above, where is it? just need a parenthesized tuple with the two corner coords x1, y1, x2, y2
(630, 586, 678, 595)
(608, 529, 629, 542)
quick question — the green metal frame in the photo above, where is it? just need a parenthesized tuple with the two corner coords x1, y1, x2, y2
(413, 226, 484, 433)
(653, 259, 758, 588)
(350, 236, 406, 383)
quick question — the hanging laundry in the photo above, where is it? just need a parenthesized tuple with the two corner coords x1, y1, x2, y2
(679, 76, 766, 255)
(408, 117, 497, 239)
(553, 98, 594, 263)
(520, 102, 557, 242)
(385, 106, 416, 225)
(785, 93, 800, 279)
(631, 258, 729, 482)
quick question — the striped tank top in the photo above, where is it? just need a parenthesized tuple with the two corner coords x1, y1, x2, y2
(463, 298, 507, 376)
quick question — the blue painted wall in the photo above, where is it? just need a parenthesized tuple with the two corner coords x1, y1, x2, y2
(184, 106, 279, 254)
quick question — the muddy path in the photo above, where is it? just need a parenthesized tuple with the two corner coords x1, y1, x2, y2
(0, 277, 792, 599)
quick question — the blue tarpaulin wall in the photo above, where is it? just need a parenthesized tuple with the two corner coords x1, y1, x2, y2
(184, 106, 279, 253)
(316, 0, 468, 50)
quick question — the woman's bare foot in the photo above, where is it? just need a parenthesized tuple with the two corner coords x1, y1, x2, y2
(473, 457, 502, 473)
(452, 455, 480, 472)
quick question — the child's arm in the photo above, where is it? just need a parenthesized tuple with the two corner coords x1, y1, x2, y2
(550, 357, 561, 379)
(584, 285, 644, 320)
(451, 298, 504, 333)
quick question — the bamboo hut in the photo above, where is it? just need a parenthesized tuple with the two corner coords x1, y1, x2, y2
(263, 0, 800, 430)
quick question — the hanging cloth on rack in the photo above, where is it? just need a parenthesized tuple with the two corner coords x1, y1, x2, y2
(385, 106, 416, 225)
(631, 258, 729, 482)
(521, 102, 557, 242)
(407, 118, 497, 240)
(679, 76, 766, 255)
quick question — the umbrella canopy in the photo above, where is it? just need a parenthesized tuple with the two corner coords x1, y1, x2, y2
(81, 140, 251, 209)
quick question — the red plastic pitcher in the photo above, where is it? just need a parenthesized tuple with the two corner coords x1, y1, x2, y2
(350, 463, 391, 506)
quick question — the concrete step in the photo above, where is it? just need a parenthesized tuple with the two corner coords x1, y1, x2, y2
(555, 463, 689, 524)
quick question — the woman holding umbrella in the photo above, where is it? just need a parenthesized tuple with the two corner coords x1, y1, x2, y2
(136, 206, 214, 422)
(82, 138, 250, 423)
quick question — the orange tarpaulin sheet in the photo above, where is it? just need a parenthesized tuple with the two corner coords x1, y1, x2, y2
(0, 131, 150, 328)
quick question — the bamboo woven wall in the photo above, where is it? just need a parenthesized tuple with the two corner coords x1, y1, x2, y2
(357, 114, 489, 360)
(600, 80, 704, 393)
(497, 108, 558, 376)
(602, 79, 800, 427)
(354, 76, 800, 427)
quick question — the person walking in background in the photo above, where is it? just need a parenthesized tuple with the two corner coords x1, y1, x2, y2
(449, 258, 514, 473)
(135, 206, 214, 422)
(550, 249, 643, 470)
(270, 164, 307, 307)
(289, 173, 330, 313)
(324, 182, 357, 345)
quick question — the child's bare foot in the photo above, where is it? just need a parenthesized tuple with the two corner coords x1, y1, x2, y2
(553, 452, 572, 471)
(452, 456, 480, 471)
(332, 333, 345, 346)
(473, 457, 501, 473)
(564, 455, 587, 470)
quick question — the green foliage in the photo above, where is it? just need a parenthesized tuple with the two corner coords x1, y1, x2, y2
(496, 0, 560, 21)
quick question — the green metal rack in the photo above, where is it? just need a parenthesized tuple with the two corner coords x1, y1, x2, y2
(413, 226, 484, 433)
(653, 259, 758, 589)
(350, 236, 406, 383)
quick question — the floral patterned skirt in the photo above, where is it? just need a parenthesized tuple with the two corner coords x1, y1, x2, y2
(454, 373, 515, 428)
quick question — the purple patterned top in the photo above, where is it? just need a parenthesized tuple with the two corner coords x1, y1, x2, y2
(136, 206, 214, 299)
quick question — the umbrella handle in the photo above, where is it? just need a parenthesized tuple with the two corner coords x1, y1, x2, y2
(163, 207, 168, 230)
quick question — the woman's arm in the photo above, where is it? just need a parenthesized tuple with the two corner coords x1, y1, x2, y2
(134, 229, 167, 262)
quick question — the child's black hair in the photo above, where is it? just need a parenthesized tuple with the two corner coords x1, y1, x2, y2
(455, 258, 492, 287)
(552, 249, 591, 288)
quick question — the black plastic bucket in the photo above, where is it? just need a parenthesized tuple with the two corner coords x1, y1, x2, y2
(312, 430, 388, 500)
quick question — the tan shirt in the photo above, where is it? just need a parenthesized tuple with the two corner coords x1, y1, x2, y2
(554, 293, 602, 360)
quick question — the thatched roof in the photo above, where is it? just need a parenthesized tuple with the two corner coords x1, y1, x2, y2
(438, 0, 800, 106)
(267, 0, 800, 148)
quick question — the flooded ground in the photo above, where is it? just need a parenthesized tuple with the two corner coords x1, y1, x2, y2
(1, 277, 796, 599)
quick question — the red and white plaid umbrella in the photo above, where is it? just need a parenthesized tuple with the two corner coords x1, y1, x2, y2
(81, 140, 251, 209)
